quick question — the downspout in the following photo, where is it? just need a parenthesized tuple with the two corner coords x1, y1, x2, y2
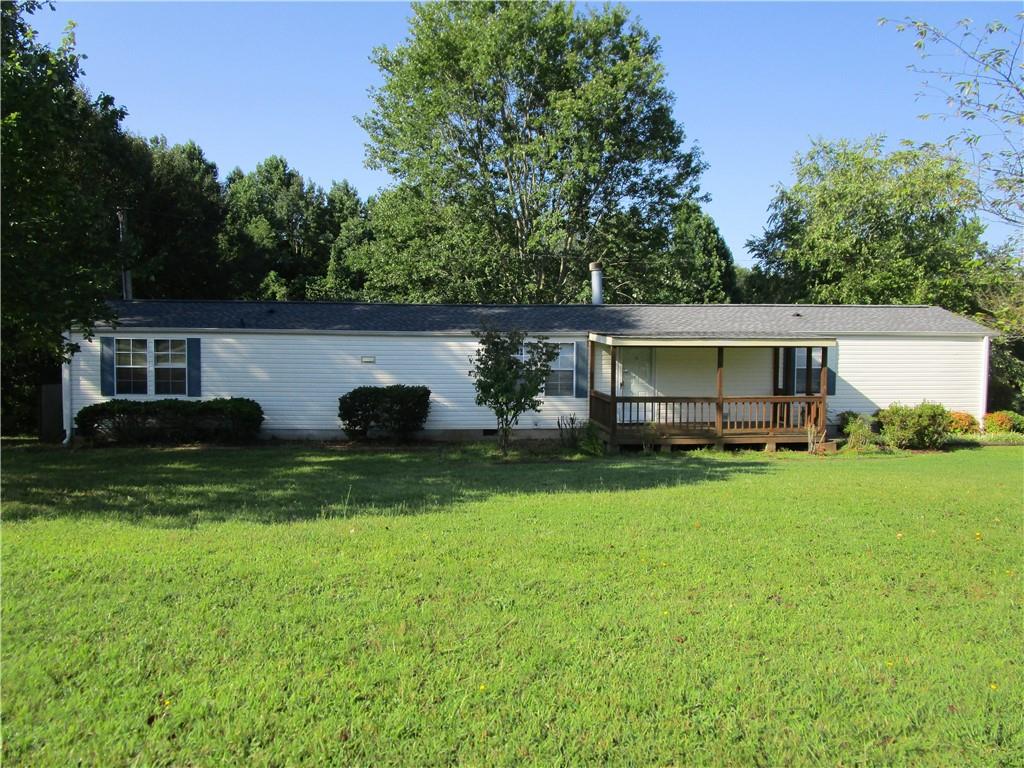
(980, 335, 990, 429)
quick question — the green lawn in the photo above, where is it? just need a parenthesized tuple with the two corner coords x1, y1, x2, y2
(2, 442, 1022, 766)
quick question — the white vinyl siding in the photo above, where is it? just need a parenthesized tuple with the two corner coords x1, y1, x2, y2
(70, 332, 589, 437)
(828, 335, 987, 423)
(67, 331, 989, 436)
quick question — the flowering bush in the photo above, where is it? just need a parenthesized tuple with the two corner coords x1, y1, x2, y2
(984, 410, 1024, 433)
(948, 411, 980, 434)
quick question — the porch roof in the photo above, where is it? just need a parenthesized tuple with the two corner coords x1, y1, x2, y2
(588, 334, 837, 348)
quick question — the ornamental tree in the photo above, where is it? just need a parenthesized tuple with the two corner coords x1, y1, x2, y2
(469, 329, 558, 453)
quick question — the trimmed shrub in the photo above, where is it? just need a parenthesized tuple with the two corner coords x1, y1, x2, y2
(948, 411, 980, 434)
(877, 402, 951, 450)
(75, 398, 264, 445)
(378, 385, 431, 438)
(338, 385, 431, 440)
(842, 414, 878, 451)
(984, 410, 1024, 433)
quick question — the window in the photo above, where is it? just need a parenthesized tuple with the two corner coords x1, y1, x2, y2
(544, 343, 575, 397)
(115, 339, 148, 394)
(154, 339, 187, 395)
(795, 348, 837, 395)
(516, 341, 576, 397)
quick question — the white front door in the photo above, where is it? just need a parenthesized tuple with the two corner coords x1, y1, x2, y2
(619, 348, 654, 397)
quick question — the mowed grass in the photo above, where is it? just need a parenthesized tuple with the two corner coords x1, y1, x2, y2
(2, 442, 1022, 767)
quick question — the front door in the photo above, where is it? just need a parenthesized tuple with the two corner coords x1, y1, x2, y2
(619, 348, 654, 397)
(619, 348, 654, 424)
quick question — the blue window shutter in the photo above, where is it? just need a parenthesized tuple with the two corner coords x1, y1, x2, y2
(187, 338, 201, 397)
(100, 337, 115, 396)
(574, 341, 588, 398)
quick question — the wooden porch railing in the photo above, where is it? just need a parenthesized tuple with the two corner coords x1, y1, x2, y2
(589, 392, 826, 437)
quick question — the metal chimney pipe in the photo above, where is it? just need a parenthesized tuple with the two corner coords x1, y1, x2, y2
(589, 261, 603, 305)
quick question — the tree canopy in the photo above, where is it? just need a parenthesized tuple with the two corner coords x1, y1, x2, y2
(746, 137, 987, 311)
(882, 13, 1024, 227)
(358, 0, 705, 303)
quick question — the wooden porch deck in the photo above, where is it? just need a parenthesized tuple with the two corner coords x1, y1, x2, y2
(589, 391, 827, 448)
(587, 340, 831, 449)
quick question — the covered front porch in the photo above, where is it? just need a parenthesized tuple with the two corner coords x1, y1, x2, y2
(586, 334, 836, 449)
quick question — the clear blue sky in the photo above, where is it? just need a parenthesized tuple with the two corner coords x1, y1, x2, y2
(33, 1, 1018, 265)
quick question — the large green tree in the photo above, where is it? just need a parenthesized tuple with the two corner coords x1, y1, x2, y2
(218, 157, 366, 300)
(747, 137, 987, 311)
(358, 0, 704, 303)
(130, 137, 228, 299)
(1, 1, 142, 430)
(659, 201, 738, 303)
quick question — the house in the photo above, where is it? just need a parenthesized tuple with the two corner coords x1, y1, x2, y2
(62, 285, 993, 448)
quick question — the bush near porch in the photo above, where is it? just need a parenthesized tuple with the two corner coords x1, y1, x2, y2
(2, 442, 1021, 766)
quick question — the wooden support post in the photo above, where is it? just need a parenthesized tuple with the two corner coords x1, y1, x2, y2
(716, 346, 724, 437)
(588, 340, 595, 395)
(609, 345, 618, 446)
(819, 346, 829, 432)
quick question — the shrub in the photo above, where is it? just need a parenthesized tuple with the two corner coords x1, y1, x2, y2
(378, 385, 431, 438)
(338, 385, 431, 440)
(877, 402, 951, 450)
(835, 411, 862, 433)
(75, 398, 264, 445)
(948, 411, 980, 434)
(842, 414, 878, 451)
(984, 410, 1024, 433)
(580, 420, 605, 456)
(557, 413, 583, 451)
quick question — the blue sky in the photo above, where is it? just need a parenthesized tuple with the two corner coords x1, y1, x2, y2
(33, 1, 1018, 265)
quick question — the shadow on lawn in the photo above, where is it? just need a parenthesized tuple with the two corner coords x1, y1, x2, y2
(1, 442, 774, 524)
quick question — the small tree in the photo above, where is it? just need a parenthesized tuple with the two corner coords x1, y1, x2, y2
(469, 329, 557, 453)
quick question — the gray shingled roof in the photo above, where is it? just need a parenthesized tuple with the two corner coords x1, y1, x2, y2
(99, 300, 993, 338)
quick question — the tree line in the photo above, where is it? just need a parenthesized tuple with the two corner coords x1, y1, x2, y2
(3, 1, 1021, 431)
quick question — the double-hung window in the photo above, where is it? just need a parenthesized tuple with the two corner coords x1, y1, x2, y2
(154, 339, 187, 395)
(795, 347, 837, 395)
(115, 339, 148, 394)
(516, 341, 576, 397)
(544, 343, 575, 397)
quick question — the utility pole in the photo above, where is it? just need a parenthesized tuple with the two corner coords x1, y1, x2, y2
(117, 207, 133, 300)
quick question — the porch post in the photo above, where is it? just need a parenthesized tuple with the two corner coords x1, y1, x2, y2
(819, 346, 829, 432)
(609, 344, 617, 445)
(716, 346, 724, 437)
(587, 340, 595, 394)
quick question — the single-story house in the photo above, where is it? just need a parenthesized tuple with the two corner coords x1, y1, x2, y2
(62, 291, 994, 448)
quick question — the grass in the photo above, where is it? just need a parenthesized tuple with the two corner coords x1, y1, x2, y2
(2, 441, 1022, 766)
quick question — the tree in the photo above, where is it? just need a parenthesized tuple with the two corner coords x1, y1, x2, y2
(746, 137, 987, 311)
(305, 181, 372, 301)
(131, 137, 228, 299)
(218, 156, 333, 299)
(971, 245, 1024, 410)
(660, 201, 738, 303)
(1, 1, 140, 430)
(468, 329, 557, 453)
(881, 13, 1024, 227)
(359, 0, 704, 303)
